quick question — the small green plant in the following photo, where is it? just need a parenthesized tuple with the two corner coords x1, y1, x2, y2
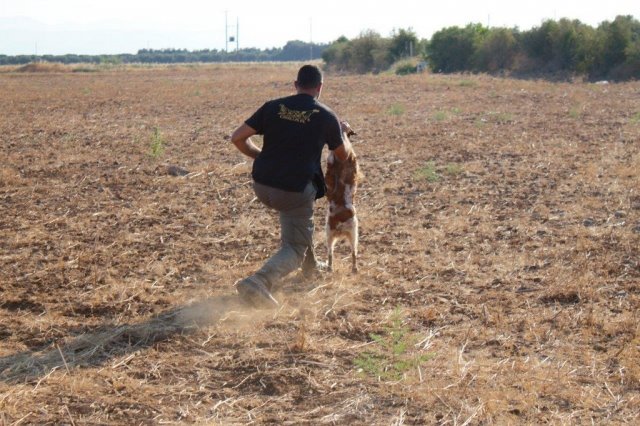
(569, 105, 582, 119)
(631, 112, 640, 124)
(387, 103, 405, 116)
(354, 308, 434, 381)
(492, 111, 514, 124)
(477, 111, 513, 125)
(432, 111, 448, 122)
(149, 127, 165, 159)
(415, 161, 440, 182)
(445, 162, 463, 176)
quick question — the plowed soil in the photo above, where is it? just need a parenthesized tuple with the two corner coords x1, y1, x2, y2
(1, 63, 639, 424)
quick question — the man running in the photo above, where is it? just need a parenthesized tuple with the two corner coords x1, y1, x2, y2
(230, 64, 350, 307)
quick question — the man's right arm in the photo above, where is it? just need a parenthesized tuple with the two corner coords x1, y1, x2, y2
(231, 123, 261, 159)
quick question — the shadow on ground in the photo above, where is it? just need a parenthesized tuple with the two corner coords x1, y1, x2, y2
(0, 295, 246, 384)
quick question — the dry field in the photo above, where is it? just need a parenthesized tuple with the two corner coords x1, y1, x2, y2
(0, 63, 639, 425)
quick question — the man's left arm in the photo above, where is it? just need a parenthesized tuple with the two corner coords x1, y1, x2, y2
(231, 123, 261, 159)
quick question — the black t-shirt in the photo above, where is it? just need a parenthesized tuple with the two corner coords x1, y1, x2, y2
(245, 93, 344, 198)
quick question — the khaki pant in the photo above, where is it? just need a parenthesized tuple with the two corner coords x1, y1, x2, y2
(248, 181, 318, 289)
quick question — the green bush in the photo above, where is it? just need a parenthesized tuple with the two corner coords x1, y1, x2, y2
(476, 28, 519, 72)
(389, 28, 421, 61)
(426, 24, 488, 72)
(394, 60, 418, 75)
(323, 28, 422, 74)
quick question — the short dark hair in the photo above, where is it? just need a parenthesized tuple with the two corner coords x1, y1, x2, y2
(296, 65, 323, 89)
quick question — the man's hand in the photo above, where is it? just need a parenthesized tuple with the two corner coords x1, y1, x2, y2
(231, 123, 261, 159)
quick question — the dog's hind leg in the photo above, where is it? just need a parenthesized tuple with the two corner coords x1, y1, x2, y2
(350, 218, 359, 274)
(327, 232, 336, 272)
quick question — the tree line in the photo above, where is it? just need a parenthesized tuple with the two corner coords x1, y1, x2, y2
(2, 16, 638, 80)
(0, 40, 329, 66)
(322, 15, 639, 80)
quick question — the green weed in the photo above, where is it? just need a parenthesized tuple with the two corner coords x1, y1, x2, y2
(631, 112, 640, 124)
(415, 161, 440, 182)
(387, 103, 406, 116)
(445, 162, 463, 176)
(569, 105, 582, 119)
(354, 307, 435, 381)
(432, 111, 448, 122)
(149, 127, 165, 159)
(492, 112, 514, 124)
(477, 111, 513, 124)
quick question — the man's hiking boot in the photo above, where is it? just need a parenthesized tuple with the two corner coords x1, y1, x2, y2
(236, 277, 279, 308)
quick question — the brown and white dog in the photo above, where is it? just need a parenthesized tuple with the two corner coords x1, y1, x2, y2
(325, 123, 361, 273)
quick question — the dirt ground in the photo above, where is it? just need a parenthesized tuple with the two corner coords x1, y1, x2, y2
(0, 63, 639, 424)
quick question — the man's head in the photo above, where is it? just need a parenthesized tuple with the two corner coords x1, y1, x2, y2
(295, 65, 323, 98)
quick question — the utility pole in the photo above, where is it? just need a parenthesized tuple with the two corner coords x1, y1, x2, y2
(309, 18, 313, 60)
(225, 11, 228, 53)
(236, 17, 239, 52)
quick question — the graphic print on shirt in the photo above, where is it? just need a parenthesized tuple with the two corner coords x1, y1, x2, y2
(278, 104, 320, 124)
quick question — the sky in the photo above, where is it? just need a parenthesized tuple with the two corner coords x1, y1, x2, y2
(0, 0, 638, 55)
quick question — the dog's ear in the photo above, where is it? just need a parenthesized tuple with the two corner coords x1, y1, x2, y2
(346, 130, 356, 137)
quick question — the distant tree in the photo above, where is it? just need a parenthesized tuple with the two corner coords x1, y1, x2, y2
(600, 16, 635, 67)
(547, 19, 591, 71)
(275, 40, 326, 61)
(520, 20, 557, 67)
(100, 55, 122, 65)
(427, 24, 488, 72)
(476, 27, 519, 72)
(321, 36, 349, 68)
(389, 28, 420, 60)
(516, 19, 597, 75)
(323, 31, 392, 73)
(622, 38, 640, 79)
(348, 30, 392, 73)
(593, 15, 640, 79)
